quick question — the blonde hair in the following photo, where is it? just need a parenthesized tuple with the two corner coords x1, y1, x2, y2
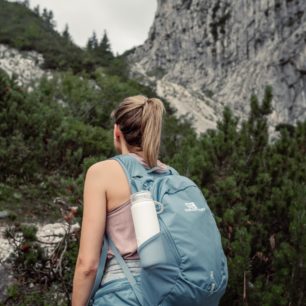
(111, 95, 165, 168)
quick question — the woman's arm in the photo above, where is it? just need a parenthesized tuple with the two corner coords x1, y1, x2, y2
(72, 162, 108, 306)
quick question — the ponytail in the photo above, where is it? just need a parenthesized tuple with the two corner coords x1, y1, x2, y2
(111, 95, 165, 168)
(141, 98, 165, 167)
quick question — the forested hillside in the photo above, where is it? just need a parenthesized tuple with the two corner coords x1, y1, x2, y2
(0, 0, 125, 74)
(0, 1, 305, 305)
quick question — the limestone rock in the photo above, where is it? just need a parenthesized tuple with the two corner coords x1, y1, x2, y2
(0, 44, 52, 88)
(0, 222, 80, 262)
(129, 0, 306, 132)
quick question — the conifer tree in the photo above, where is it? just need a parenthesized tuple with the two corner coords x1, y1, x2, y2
(86, 31, 98, 50)
(22, 0, 30, 8)
(42, 8, 56, 29)
(99, 30, 112, 55)
(33, 4, 40, 16)
(62, 24, 72, 43)
(94, 30, 114, 65)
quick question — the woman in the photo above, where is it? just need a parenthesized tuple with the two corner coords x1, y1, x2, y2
(71, 95, 168, 306)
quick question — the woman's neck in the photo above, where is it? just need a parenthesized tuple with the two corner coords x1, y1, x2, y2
(121, 147, 145, 160)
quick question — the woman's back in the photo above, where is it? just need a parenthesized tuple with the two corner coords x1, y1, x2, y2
(105, 153, 169, 259)
(105, 159, 131, 213)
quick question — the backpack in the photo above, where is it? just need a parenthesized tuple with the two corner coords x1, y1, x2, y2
(88, 154, 228, 306)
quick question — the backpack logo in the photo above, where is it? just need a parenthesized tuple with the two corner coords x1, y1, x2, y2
(184, 202, 206, 212)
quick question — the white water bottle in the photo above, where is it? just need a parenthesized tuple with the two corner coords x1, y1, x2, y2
(131, 190, 166, 268)
(130, 190, 160, 248)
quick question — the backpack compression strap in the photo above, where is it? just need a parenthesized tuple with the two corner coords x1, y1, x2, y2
(87, 235, 143, 306)
(108, 236, 143, 305)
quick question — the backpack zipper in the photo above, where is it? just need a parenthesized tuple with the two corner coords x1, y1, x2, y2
(159, 217, 182, 266)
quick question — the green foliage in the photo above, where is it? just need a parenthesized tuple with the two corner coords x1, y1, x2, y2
(3, 282, 66, 306)
(0, 0, 84, 72)
(6, 224, 45, 274)
(62, 24, 72, 43)
(0, 69, 115, 181)
(0, 0, 128, 76)
(4, 220, 79, 305)
(166, 87, 306, 306)
(1, 68, 305, 304)
(20, 224, 38, 241)
(0, 5, 305, 303)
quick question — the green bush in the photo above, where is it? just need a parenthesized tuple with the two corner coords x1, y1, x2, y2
(1, 4, 305, 302)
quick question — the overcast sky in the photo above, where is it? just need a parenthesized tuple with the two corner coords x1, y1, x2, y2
(11, 0, 157, 55)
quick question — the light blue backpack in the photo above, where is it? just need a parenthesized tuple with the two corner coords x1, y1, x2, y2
(88, 154, 228, 306)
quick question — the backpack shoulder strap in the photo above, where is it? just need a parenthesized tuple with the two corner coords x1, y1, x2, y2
(109, 154, 178, 193)
(87, 237, 109, 306)
(109, 154, 147, 193)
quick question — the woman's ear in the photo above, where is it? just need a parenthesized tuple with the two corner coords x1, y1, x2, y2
(114, 123, 121, 139)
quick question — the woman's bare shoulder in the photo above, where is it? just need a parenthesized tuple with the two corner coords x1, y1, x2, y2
(87, 159, 121, 175)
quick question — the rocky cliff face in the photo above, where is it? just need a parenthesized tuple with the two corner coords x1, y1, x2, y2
(0, 44, 51, 89)
(129, 0, 306, 133)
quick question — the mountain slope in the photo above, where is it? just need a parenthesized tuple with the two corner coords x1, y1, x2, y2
(0, 0, 85, 71)
(129, 0, 306, 132)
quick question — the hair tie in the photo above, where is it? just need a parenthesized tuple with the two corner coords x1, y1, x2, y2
(145, 97, 152, 105)
(142, 97, 149, 107)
